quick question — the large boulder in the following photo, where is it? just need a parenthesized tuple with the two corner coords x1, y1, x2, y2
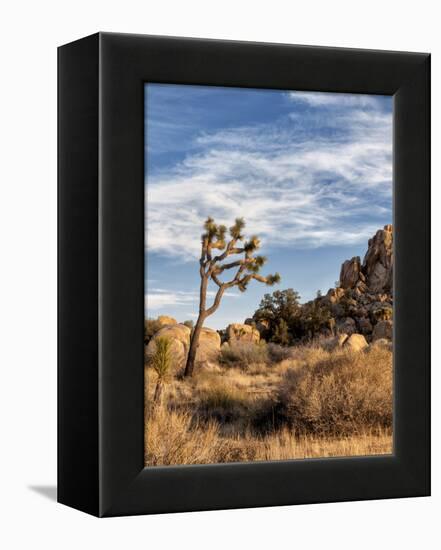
(357, 317, 373, 336)
(146, 323, 191, 370)
(245, 317, 270, 338)
(339, 256, 364, 289)
(354, 280, 368, 294)
(227, 323, 260, 344)
(196, 327, 221, 362)
(157, 315, 177, 327)
(362, 224, 393, 293)
(146, 323, 221, 369)
(326, 287, 345, 304)
(343, 333, 369, 352)
(372, 320, 393, 342)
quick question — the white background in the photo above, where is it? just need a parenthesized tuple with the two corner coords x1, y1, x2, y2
(0, 1, 439, 548)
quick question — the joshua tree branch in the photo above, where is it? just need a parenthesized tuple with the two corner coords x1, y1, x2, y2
(204, 284, 226, 317)
(212, 239, 245, 263)
(211, 273, 223, 287)
(238, 273, 280, 286)
(206, 243, 212, 262)
(218, 258, 252, 271)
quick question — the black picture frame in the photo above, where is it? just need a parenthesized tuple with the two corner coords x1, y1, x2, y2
(58, 32, 430, 517)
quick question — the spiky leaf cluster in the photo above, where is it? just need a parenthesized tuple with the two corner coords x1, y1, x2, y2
(149, 336, 173, 381)
(202, 217, 227, 250)
(246, 254, 267, 274)
(229, 217, 245, 240)
(199, 216, 280, 301)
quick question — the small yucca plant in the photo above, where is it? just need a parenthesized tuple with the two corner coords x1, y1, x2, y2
(149, 336, 173, 405)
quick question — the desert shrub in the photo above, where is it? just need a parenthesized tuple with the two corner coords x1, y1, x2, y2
(298, 296, 333, 340)
(219, 341, 269, 369)
(200, 386, 241, 409)
(195, 378, 250, 423)
(252, 288, 340, 343)
(144, 318, 162, 344)
(267, 342, 293, 363)
(253, 289, 301, 341)
(276, 346, 393, 435)
(271, 318, 291, 345)
(183, 320, 194, 330)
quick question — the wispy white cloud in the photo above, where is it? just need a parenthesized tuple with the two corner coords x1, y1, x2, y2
(145, 288, 239, 311)
(146, 91, 392, 261)
(145, 290, 196, 310)
(288, 91, 383, 109)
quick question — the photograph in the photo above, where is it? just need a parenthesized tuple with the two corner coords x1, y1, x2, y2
(144, 83, 394, 466)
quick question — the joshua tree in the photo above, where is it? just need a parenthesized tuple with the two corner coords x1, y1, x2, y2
(184, 217, 280, 377)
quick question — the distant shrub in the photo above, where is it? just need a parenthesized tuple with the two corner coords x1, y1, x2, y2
(271, 319, 291, 346)
(197, 383, 249, 422)
(267, 342, 293, 363)
(276, 346, 393, 436)
(219, 341, 269, 369)
(183, 320, 194, 330)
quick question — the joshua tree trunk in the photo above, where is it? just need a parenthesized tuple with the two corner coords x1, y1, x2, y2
(184, 277, 224, 377)
(184, 316, 205, 377)
(183, 217, 280, 377)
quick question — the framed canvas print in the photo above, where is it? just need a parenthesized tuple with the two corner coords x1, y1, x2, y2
(58, 33, 430, 516)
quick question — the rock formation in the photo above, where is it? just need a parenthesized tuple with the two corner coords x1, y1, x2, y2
(339, 256, 364, 289)
(146, 321, 221, 368)
(197, 327, 221, 361)
(298, 225, 393, 343)
(338, 225, 393, 295)
(362, 224, 393, 293)
(146, 323, 191, 370)
(372, 319, 393, 342)
(336, 225, 393, 340)
(226, 323, 260, 344)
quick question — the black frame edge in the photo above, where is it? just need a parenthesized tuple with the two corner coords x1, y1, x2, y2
(98, 34, 430, 516)
(394, 53, 431, 497)
(57, 33, 100, 516)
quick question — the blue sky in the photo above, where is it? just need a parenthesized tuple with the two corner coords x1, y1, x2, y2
(145, 84, 393, 329)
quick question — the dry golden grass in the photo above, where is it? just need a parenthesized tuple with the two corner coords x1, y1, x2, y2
(145, 407, 392, 465)
(144, 341, 393, 466)
(253, 427, 392, 461)
(145, 407, 223, 466)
